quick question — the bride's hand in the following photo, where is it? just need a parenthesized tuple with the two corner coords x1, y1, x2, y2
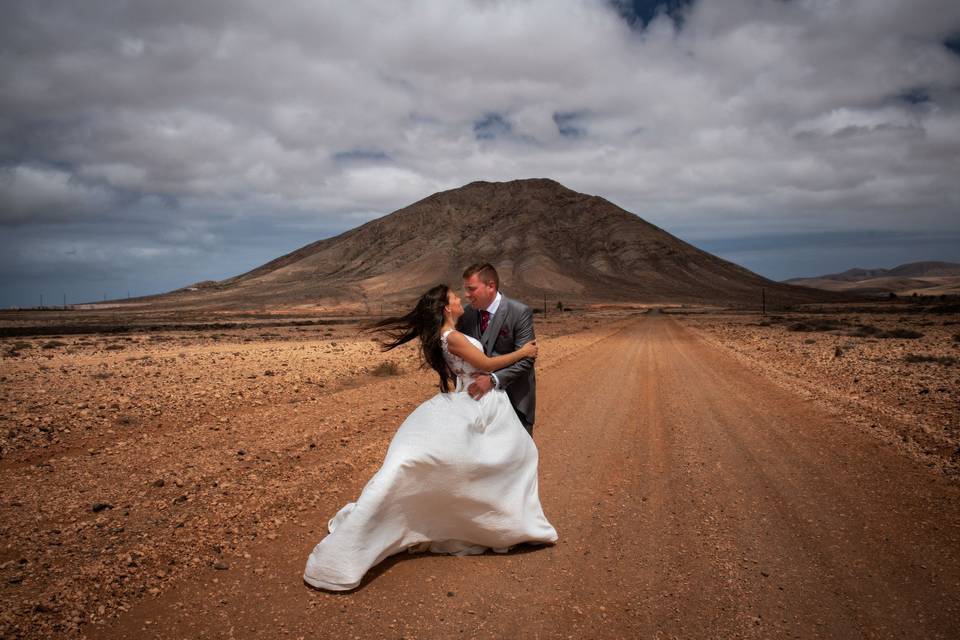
(519, 340, 538, 359)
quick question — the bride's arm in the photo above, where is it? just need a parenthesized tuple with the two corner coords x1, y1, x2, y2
(445, 331, 536, 372)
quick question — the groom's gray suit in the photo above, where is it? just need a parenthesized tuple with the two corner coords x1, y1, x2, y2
(458, 294, 537, 436)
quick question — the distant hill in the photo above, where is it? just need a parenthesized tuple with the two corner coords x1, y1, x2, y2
(110, 178, 847, 311)
(785, 261, 960, 297)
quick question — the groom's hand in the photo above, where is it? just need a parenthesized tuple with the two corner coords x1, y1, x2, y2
(468, 372, 494, 401)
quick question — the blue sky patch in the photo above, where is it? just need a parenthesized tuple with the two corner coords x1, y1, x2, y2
(608, 0, 693, 29)
(553, 111, 587, 138)
(473, 113, 512, 140)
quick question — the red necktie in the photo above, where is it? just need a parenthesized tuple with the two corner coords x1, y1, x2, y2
(480, 310, 490, 334)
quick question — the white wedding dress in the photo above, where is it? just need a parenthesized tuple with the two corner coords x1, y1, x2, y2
(303, 330, 558, 591)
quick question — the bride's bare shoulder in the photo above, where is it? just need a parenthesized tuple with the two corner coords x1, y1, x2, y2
(443, 330, 471, 348)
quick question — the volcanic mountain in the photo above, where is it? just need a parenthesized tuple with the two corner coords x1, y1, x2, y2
(139, 179, 842, 311)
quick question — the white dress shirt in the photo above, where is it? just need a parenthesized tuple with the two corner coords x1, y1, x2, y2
(482, 292, 503, 388)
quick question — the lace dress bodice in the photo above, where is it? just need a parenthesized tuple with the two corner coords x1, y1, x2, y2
(441, 329, 483, 391)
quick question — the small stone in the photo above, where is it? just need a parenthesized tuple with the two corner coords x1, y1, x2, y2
(446, 591, 455, 597)
(152, 478, 165, 488)
(92, 502, 113, 513)
(213, 561, 229, 570)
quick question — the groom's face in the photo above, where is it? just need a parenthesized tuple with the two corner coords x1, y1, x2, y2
(463, 274, 496, 310)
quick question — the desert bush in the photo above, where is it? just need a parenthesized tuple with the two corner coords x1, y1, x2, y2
(904, 354, 957, 366)
(12, 341, 32, 350)
(41, 340, 67, 349)
(803, 338, 816, 344)
(834, 346, 844, 358)
(849, 324, 879, 337)
(789, 319, 840, 332)
(104, 344, 125, 350)
(370, 360, 401, 377)
(90, 371, 112, 380)
(877, 328, 923, 339)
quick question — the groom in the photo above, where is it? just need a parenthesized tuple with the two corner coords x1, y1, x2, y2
(457, 263, 537, 436)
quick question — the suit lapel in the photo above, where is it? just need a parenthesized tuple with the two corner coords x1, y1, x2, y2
(460, 305, 481, 341)
(482, 298, 508, 354)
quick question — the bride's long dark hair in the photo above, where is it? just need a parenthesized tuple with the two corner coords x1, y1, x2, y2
(367, 284, 455, 392)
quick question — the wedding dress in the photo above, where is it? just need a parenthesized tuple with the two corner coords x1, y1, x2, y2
(303, 330, 557, 591)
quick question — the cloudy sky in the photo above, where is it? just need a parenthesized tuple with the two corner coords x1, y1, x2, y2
(2, 0, 959, 307)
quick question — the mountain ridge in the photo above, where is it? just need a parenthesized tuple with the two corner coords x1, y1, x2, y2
(127, 178, 845, 310)
(784, 261, 960, 297)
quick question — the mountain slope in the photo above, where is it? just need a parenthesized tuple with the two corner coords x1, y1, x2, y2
(134, 179, 844, 310)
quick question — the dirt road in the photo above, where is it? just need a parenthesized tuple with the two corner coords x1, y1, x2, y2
(94, 314, 960, 639)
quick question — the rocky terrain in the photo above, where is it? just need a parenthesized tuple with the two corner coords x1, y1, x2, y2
(0, 308, 637, 638)
(1, 303, 957, 638)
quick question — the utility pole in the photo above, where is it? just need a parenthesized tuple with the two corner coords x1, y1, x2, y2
(543, 294, 547, 316)
(63, 293, 66, 309)
(40, 293, 43, 309)
(761, 287, 766, 316)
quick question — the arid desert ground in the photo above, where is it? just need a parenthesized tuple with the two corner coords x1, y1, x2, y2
(1, 303, 959, 639)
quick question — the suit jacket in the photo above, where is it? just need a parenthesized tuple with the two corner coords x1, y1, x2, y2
(457, 294, 537, 426)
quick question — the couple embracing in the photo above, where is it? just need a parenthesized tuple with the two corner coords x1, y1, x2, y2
(303, 263, 558, 591)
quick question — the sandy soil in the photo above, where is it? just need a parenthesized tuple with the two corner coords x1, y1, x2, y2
(679, 310, 960, 475)
(1, 309, 958, 638)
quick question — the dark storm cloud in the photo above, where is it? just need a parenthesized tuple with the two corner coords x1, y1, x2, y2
(2, 0, 960, 306)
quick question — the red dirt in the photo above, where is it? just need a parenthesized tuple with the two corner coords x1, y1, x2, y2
(76, 313, 960, 639)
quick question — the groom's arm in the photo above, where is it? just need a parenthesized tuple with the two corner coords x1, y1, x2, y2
(492, 305, 535, 389)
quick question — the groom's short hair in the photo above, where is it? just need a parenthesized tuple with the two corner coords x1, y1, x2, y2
(462, 263, 499, 289)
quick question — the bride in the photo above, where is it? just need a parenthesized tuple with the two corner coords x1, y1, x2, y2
(303, 284, 558, 591)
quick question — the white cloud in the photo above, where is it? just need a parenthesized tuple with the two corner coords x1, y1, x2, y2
(1, 0, 960, 303)
(0, 165, 115, 224)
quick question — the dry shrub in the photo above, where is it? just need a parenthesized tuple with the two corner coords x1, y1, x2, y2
(370, 361, 401, 376)
(41, 340, 67, 349)
(849, 324, 879, 337)
(904, 354, 957, 366)
(788, 317, 845, 333)
(877, 328, 923, 339)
